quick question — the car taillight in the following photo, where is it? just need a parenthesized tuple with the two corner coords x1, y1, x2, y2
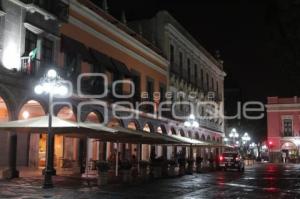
(235, 157, 240, 161)
(219, 156, 224, 161)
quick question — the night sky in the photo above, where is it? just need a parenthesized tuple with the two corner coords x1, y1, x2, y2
(95, 0, 300, 141)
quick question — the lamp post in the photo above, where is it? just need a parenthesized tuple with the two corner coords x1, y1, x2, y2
(241, 132, 251, 154)
(229, 128, 239, 146)
(34, 69, 69, 188)
(184, 114, 199, 128)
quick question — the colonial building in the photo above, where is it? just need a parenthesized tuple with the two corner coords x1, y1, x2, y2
(0, 0, 226, 179)
(129, 11, 226, 158)
(266, 96, 300, 163)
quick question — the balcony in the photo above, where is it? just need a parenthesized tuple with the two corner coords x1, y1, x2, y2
(20, 56, 67, 79)
(20, 0, 69, 22)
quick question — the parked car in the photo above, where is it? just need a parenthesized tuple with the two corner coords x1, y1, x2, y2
(219, 152, 245, 172)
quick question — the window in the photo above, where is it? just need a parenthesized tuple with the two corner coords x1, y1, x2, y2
(194, 64, 197, 84)
(211, 77, 214, 91)
(179, 52, 183, 74)
(206, 73, 209, 90)
(159, 84, 166, 102)
(131, 71, 141, 104)
(25, 29, 38, 56)
(283, 119, 293, 137)
(146, 78, 154, 113)
(187, 58, 190, 82)
(170, 45, 174, 68)
(201, 69, 204, 88)
(42, 38, 54, 64)
(216, 81, 219, 98)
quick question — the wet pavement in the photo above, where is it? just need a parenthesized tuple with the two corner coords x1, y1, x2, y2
(0, 163, 300, 199)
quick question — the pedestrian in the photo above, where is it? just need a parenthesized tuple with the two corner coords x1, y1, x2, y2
(282, 152, 286, 163)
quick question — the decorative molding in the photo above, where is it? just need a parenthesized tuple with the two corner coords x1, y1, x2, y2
(69, 16, 168, 76)
(9, 0, 56, 20)
(0, 10, 6, 16)
(70, 0, 168, 68)
(165, 23, 226, 78)
(24, 22, 44, 34)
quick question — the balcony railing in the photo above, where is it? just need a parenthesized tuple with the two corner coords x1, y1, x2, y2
(20, 56, 67, 79)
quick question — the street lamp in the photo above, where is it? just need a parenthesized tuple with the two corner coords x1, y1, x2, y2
(229, 128, 239, 145)
(184, 114, 199, 128)
(242, 132, 251, 147)
(34, 69, 69, 188)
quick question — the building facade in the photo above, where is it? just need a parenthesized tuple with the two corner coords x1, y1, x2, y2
(0, 0, 225, 179)
(130, 11, 226, 157)
(266, 96, 300, 163)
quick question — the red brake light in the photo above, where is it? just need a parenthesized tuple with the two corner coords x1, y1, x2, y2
(219, 156, 224, 161)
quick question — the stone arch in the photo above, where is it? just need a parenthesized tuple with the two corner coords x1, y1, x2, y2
(281, 141, 297, 150)
(0, 96, 10, 122)
(17, 99, 46, 168)
(157, 125, 167, 134)
(170, 127, 177, 135)
(56, 106, 76, 121)
(212, 136, 216, 142)
(201, 134, 206, 141)
(0, 86, 15, 120)
(127, 120, 140, 130)
(188, 131, 192, 138)
(17, 99, 46, 119)
(0, 95, 12, 167)
(107, 117, 124, 128)
(195, 132, 200, 140)
(83, 110, 103, 123)
(179, 129, 185, 137)
(143, 122, 155, 133)
(207, 135, 211, 142)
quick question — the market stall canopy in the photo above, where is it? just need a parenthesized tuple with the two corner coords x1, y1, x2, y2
(0, 116, 180, 145)
(111, 126, 181, 145)
(0, 116, 116, 135)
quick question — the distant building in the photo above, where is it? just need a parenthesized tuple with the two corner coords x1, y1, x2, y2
(266, 96, 300, 163)
(129, 11, 226, 135)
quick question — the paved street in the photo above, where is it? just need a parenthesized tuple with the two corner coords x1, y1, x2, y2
(1, 163, 300, 199)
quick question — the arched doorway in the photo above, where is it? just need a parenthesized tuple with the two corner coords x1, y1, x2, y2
(179, 129, 187, 158)
(0, 96, 10, 167)
(281, 142, 298, 162)
(84, 111, 103, 169)
(18, 100, 46, 170)
(142, 123, 153, 161)
(56, 106, 79, 173)
(128, 121, 139, 160)
(107, 118, 123, 162)
(168, 127, 177, 159)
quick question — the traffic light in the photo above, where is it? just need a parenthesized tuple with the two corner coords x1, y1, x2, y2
(268, 141, 273, 148)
